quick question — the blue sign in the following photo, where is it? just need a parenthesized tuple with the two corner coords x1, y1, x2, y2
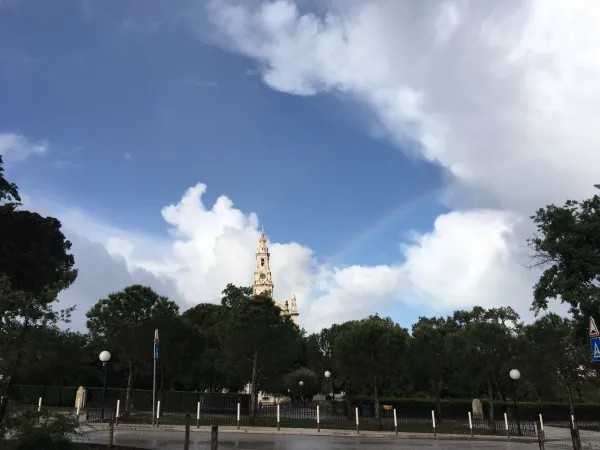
(154, 343, 159, 361)
(590, 337, 600, 362)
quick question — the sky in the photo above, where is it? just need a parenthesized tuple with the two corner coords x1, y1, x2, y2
(1, 0, 597, 333)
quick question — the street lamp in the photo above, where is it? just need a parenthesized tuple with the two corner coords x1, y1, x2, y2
(509, 369, 521, 436)
(299, 380, 304, 406)
(99, 351, 111, 421)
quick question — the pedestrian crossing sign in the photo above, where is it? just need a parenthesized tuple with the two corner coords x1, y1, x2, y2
(590, 337, 600, 362)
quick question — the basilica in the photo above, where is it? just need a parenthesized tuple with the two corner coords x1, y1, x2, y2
(252, 226, 299, 322)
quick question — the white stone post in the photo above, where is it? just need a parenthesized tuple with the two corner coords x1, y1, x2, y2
(468, 411, 473, 437)
(237, 402, 241, 430)
(504, 412, 509, 439)
(38, 397, 42, 412)
(317, 405, 320, 432)
(393, 408, 398, 435)
(116, 400, 120, 426)
(431, 410, 436, 437)
(355, 407, 359, 433)
(277, 404, 280, 431)
(196, 402, 200, 429)
(156, 400, 161, 426)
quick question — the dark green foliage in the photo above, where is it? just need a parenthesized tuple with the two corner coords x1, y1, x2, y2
(2, 407, 80, 449)
(529, 185, 600, 315)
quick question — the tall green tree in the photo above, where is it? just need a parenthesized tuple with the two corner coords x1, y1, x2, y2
(528, 185, 600, 316)
(86, 284, 179, 411)
(333, 315, 409, 425)
(410, 316, 455, 420)
(220, 284, 301, 422)
(524, 314, 588, 414)
(0, 157, 77, 424)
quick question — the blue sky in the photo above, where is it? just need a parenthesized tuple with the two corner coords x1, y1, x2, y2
(0, 0, 589, 331)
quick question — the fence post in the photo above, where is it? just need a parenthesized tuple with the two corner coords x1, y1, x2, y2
(211, 424, 219, 450)
(115, 400, 120, 426)
(535, 423, 545, 450)
(108, 419, 114, 449)
(156, 400, 161, 427)
(355, 407, 359, 434)
(197, 402, 200, 428)
(37, 397, 42, 412)
(539, 414, 545, 442)
(570, 415, 582, 450)
(393, 408, 398, 435)
(468, 411, 473, 437)
(277, 404, 280, 431)
(184, 414, 191, 450)
(431, 410, 436, 438)
(504, 412, 510, 439)
(317, 405, 320, 432)
(237, 402, 241, 430)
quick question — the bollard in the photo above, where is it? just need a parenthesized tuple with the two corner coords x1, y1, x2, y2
(237, 402, 241, 430)
(156, 400, 161, 427)
(570, 416, 582, 450)
(431, 410, 436, 438)
(115, 400, 120, 426)
(76, 398, 81, 417)
(277, 404, 280, 431)
(535, 423, 545, 450)
(108, 420, 114, 449)
(468, 411, 473, 437)
(504, 413, 510, 439)
(355, 407, 359, 434)
(211, 425, 219, 450)
(317, 405, 320, 432)
(38, 397, 42, 412)
(393, 408, 398, 435)
(197, 402, 200, 428)
(539, 414, 545, 442)
(184, 414, 191, 450)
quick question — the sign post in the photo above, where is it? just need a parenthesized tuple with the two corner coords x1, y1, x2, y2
(152, 329, 159, 426)
(589, 318, 600, 362)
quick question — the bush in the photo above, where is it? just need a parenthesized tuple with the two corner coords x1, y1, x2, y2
(2, 405, 81, 450)
(350, 396, 600, 421)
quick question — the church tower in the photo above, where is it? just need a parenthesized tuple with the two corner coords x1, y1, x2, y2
(253, 226, 274, 296)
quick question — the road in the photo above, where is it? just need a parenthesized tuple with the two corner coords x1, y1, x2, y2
(82, 428, 538, 449)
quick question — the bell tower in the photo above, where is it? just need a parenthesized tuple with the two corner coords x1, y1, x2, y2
(253, 226, 274, 296)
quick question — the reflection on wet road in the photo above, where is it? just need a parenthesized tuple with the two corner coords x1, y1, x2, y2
(86, 429, 538, 450)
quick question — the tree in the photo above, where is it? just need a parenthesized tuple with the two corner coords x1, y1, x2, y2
(219, 284, 301, 422)
(524, 314, 588, 414)
(332, 315, 409, 426)
(0, 159, 77, 424)
(0, 155, 20, 204)
(450, 307, 521, 430)
(182, 303, 234, 391)
(86, 285, 179, 411)
(410, 316, 455, 420)
(529, 185, 600, 316)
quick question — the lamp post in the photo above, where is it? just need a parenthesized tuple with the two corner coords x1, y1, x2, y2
(324, 371, 334, 413)
(99, 351, 111, 421)
(509, 369, 521, 436)
(299, 381, 304, 406)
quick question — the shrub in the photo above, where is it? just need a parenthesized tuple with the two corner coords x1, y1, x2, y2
(2, 405, 81, 450)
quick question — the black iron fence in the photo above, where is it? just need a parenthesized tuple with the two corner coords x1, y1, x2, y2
(83, 399, 538, 437)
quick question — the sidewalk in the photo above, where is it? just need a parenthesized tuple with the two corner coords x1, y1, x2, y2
(90, 423, 537, 443)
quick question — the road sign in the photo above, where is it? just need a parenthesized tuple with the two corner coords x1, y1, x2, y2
(590, 317, 599, 338)
(590, 337, 600, 362)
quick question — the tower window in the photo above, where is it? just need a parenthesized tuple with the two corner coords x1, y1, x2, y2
(261, 258, 265, 266)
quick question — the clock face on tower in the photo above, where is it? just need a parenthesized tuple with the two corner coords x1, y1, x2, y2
(260, 273, 266, 280)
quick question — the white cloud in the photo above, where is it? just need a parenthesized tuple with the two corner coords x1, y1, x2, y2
(0, 133, 48, 163)
(33, 183, 405, 333)
(198, 0, 599, 320)
(15, 0, 596, 332)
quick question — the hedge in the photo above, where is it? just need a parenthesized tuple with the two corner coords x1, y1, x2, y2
(350, 396, 600, 421)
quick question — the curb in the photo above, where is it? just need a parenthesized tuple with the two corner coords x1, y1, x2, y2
(101, 423, 537, 443)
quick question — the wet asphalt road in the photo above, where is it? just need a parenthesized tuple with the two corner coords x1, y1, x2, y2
(87, 429, 538, 449)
